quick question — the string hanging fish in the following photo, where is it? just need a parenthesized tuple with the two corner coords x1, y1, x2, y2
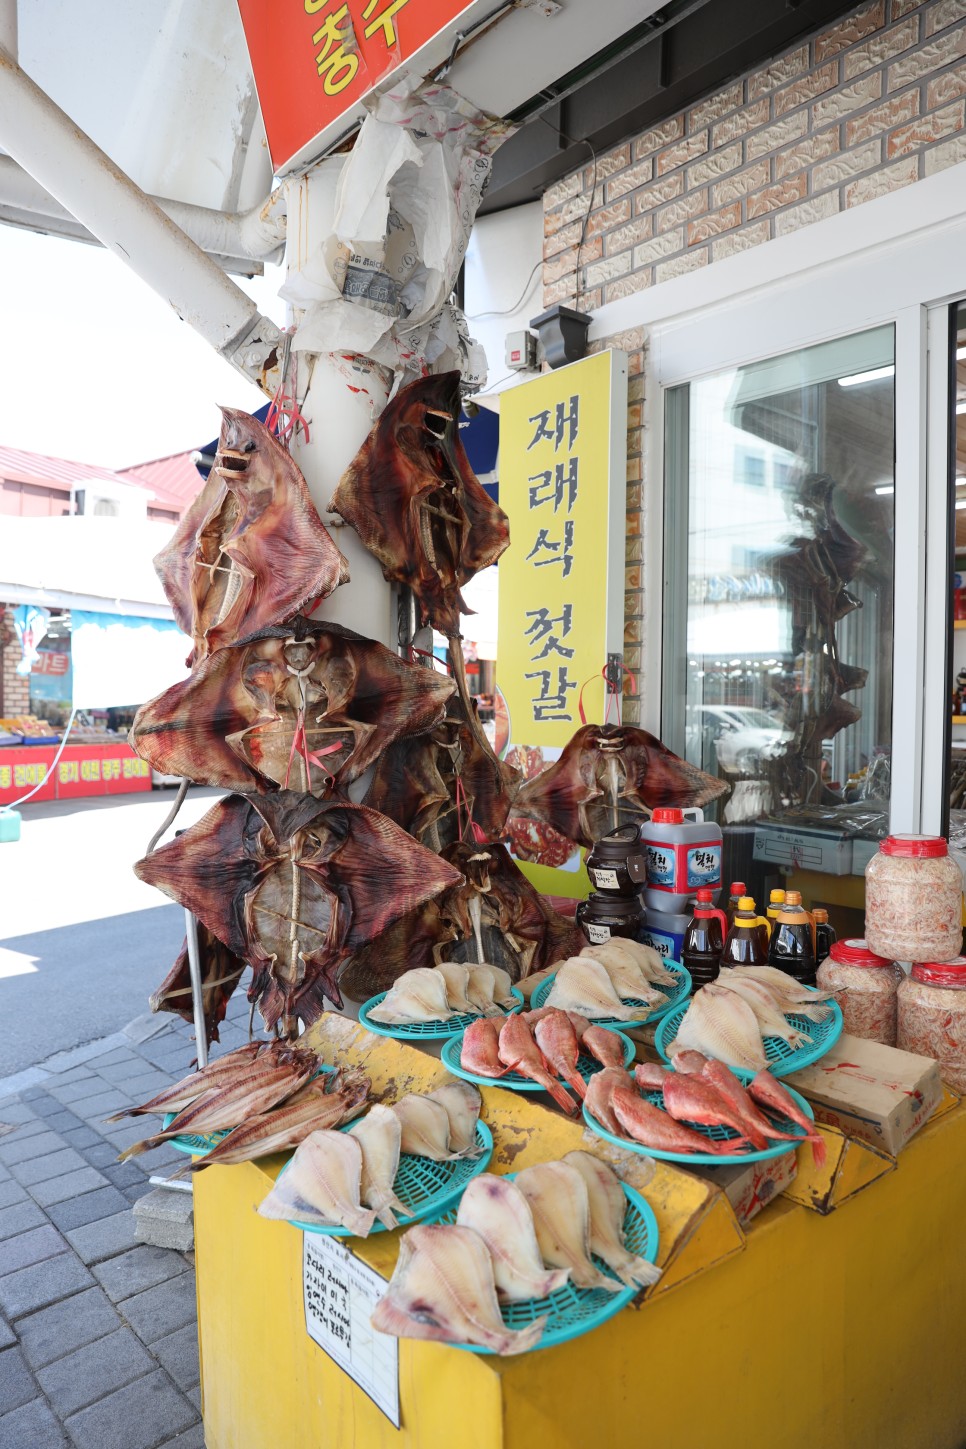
(134, 791, 463, 1034)
(130, 620, 455, 796)
(154, 408, 348, 665)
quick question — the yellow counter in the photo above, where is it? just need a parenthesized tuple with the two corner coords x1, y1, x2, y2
(194, 1048, 966, 1449)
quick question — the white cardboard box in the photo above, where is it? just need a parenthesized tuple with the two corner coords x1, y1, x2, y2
(691, 1149, 798, 1229)
(785, 1034, 942, 1155)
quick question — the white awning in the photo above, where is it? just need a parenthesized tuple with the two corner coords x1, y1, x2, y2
(0, 516, 176, 617)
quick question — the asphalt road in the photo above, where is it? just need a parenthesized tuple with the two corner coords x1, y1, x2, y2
(0, 786, 224, 1077)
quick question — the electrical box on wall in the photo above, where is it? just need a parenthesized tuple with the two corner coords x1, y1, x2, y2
(505, 330, 537, 371)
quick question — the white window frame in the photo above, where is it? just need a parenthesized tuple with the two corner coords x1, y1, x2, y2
(584, 161, 966, 836)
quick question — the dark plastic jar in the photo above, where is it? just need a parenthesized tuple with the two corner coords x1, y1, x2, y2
(585, 824, 644, 897)
(576, 892, 644, 946)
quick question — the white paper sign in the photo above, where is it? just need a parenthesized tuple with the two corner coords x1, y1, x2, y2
(303, 1234, 400, 1428)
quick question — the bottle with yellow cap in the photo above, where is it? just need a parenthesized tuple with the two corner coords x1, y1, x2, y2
(766, 889, 786, 926)
(767, 889, 817, 985)
(720, 895, 769, 967)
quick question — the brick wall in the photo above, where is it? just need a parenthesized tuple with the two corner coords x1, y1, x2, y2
(541, 0, 966, 722)
(544, 0, 966, 311)
(1, 605, 31, 718)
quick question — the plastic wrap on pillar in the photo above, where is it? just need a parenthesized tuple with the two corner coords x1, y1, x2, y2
(280, 79, 514, 386)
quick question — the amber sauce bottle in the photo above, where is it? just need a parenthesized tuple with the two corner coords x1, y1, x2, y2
(682, 888, 728, 992)
(726, 881, 747, 931)
(720, 896, 768, 967)
(767, 889, 817, 985)
(813, 908, 836, 966)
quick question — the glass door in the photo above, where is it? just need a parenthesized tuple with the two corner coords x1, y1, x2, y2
(663, 326, 896, 938)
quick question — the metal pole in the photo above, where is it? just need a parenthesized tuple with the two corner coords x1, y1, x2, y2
(0, 47, 281, 376)
(184, 909, 209, 1070)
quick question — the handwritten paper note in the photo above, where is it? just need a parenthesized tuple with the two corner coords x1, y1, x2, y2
(303, 1234, 400, 1427)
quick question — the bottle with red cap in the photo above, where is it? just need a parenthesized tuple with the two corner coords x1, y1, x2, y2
(726, 881, 747, 932)
(898, 958, 966, 1090)
(638, 807, 723, 914)
(817, 938, 900, 1045)
(681, 888, 728, 992)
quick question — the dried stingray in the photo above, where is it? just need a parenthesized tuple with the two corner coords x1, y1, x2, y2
(134, 791, 463, 1034)
(149, 924, 247, 1049)
(510, 724, 728, 851)
(155, 408, 348, 664)
(330, 371, 509, 637)
(365, 690, 520, 850)
(339, 840, 582, 1000)
(130, 619, 454, 796)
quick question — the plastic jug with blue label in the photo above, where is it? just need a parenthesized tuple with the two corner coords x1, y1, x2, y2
(639, 905, 692, 965)
(635, 807, 723, 914)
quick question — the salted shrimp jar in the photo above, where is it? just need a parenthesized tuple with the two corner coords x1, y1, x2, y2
(816, 938, 901, 1046)
(864, 835, 962, 963)
(897, 958, 966, 1092)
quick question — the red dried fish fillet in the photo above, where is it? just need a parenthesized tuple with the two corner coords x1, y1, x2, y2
(154, 408, 348, 663)
(329, 372, 509, 636)
(134, 791, 463, 1030)
(130, 620, 455, 796)
(510, 724, 728, 851)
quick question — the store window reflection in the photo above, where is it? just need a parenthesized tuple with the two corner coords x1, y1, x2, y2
(664, 326, 895, 930)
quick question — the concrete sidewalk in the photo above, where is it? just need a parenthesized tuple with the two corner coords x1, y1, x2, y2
(0, 987, 256, 1448)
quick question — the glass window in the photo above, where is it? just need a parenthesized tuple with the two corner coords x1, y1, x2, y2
(663, 326, 895, 933)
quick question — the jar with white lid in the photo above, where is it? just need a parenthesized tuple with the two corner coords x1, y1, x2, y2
(897, 958, 966, 1091)
(864, 835, 962, 963)
(816, 938, 901, 1046)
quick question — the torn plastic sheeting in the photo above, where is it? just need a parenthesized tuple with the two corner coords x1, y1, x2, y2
(281, 79, 514, 387)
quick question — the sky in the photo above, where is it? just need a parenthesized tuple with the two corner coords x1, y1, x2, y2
(0, 225, 287, 469)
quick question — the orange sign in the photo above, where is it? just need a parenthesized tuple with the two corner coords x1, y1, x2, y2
(237, 0, 477, 171)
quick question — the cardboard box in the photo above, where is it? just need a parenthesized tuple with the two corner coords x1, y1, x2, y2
(691, 1149, 798, 1228)
(785, 1034, 942, 1155)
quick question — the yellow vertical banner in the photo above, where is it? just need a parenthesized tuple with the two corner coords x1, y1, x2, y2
(497, 350, 628, 896)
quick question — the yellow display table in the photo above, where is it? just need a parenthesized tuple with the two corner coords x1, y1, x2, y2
(192, 1021, 966, 1449)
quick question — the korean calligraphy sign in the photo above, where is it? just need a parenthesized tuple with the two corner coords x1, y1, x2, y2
(237, 0, 480, 172)
(498, 351, 628, 751)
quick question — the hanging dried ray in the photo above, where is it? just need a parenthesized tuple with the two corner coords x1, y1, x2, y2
(149, 925, 247, 1049)
(339, 841, 581, 999)
(134, 792, 463, 1032)
(154, 409, 348, 664)
(329, 372, 509, 637)
(365, 692, 521, 850)
(129, 620, 455, 796)
(510, 724, 728, 851)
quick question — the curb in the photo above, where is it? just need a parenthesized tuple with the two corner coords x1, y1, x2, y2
(0, 1010, 175, 1102)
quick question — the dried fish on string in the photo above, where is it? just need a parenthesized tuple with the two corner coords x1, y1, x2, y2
(134, 792, 463, 1033)
(130, 620, 455, 796)
(510, 724, 728, 851)
(148, 924, 247, 1049)
(154, 408, 348, 665)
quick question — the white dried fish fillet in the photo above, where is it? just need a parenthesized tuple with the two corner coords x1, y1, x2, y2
(434, 962, 477, 1014)
(514, 1160, 623, 1294)
(367, 967, 454, 1024)
(563, 1151, 661, 1289)
(547, 958, 651, 1021)
(668, 984, 769, 1072)
(713, 976, 812, 1047)
(371, 1224, 546, 1355)
(485, 963, 518, 1008)
(583, 938, 676, 987)
(257, 1130, 375, 1237)
(390, 1095, 470, 1161)
(729, 966, 833, 1012)
(425, 1080, 482, 1156)
(348, 1105, 407, 1231)
(456, 1176, 570, 1301)
(466, 965, 502, 1017)
(581, 943, 666, 1006)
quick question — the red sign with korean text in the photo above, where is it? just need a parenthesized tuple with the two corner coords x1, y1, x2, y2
(0, 744, 153, 806)
(30, 651, 70, 677)
(237, 0, 476, 170)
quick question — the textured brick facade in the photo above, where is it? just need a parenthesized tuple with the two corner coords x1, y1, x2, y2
(541, 0, 966, 718)
(1, 605, 31, 718)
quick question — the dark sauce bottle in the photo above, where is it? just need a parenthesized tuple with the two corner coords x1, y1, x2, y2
(682, 887, 727, 992)
(720, 896, 768, 967)
(767, 890, 817, 986)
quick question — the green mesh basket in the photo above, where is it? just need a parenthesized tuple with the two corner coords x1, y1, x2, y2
(583, 1081, 813, 1165)
(654, 992, 843, 1081)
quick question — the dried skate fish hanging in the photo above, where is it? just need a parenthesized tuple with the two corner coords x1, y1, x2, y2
(134, 792, 463, 1035)
(153, 408, 348, 666)
(129, 620, 456, 797)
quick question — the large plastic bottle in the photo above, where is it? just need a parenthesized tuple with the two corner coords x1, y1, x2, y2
(767, 890, 817, 985)
(682, 888, 727, 992)
(637, 807, 723, 913)
(720, 896, 769, 967)
(726, 882, 747, 932)
(766, 889, 786, 930)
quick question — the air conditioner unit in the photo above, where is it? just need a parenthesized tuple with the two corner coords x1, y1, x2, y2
(72, 482, 148, 520)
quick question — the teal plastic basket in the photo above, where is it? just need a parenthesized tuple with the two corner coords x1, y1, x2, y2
(438, 1174, 659, 1353)
(439, 1029, 634, 1092)
(654, 991, 844, 1081)
(582, 1081, 814, 1165)
(278, 1120, 494, 1237)
(359, 987, 524, 1041)
(162, 1064, 336, 1157)
(531, 960, 691, 1028)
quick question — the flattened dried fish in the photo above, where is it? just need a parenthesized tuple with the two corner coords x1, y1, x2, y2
(348, 1104, 408, 1230)
(191, 1068, 370, 1170)
(367, 968, 454, 1024)
(514, 1161, 623, 1293)
(546, 958, 651, 1022)
(257, 1129, 376, 1236)
(563, 1152, 661, 1289)
(456, 1176, 570, 1301)
(424, 1081, 482, 1156)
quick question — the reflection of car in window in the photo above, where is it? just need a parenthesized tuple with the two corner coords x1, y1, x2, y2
(686, 704, 791, 775)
